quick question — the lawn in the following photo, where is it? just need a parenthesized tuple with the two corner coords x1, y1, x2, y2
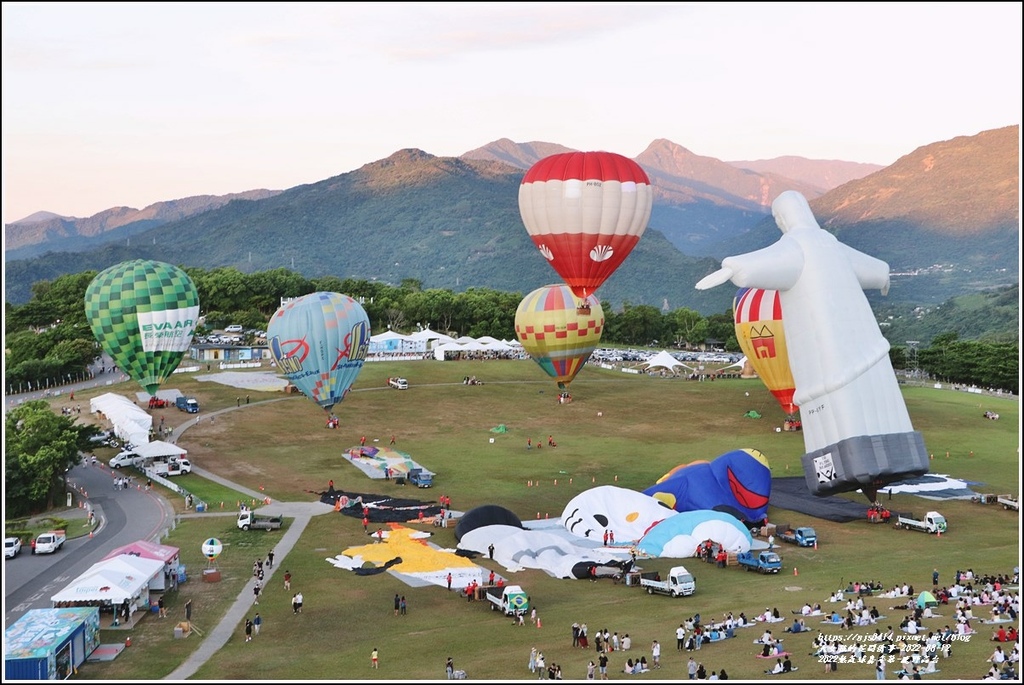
(58, 359, 1019, 680)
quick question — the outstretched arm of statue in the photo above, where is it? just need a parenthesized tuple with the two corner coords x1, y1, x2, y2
(695, 267, 735, 290)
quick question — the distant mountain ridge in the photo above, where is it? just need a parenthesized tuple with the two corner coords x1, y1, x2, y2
(4, 189, 281, 259)
(3, 127, 1018, 314)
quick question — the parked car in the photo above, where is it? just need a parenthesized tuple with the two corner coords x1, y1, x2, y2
(4, 537, 22, 559)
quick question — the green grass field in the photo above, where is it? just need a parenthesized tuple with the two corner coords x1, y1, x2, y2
(59, 359, 1020, 681)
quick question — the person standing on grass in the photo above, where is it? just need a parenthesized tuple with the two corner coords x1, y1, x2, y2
(284, 570, 291, 590)
(446, 657, 455, 679)
(371, 647, 379, 669)
(400, 595, 407, 615)
(244, 618, 253, 642)
(253, 612, 262, 636)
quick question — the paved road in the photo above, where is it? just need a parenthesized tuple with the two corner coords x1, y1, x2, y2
(3, 460, 175, 625)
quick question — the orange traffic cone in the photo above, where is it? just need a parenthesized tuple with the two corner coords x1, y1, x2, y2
(125, 636, 131, 647)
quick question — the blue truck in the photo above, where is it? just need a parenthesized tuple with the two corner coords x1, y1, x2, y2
(777, 526, 817, 548)
(176, 396, 200, 413)
(736, 550, 783, 574)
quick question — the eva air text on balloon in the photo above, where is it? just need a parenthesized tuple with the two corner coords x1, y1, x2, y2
(138, 310, 199, 352)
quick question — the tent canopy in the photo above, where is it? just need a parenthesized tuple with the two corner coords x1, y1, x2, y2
(642, 351, 695, 373)
(51, 555, 163, 605)
(89, 392, 152, 445)
(134, 440, 186, 459)
(916, 590, 938, 608)
(102, 540, 180, 564)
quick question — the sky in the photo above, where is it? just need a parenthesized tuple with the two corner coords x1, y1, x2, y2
(2, 2, 1021, 224)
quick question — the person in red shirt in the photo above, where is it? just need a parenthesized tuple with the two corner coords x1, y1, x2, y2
(362, 516, 369, 532)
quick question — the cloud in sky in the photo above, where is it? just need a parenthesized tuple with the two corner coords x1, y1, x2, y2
(2, 2, 1020, 223)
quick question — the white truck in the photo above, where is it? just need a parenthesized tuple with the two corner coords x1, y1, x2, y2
(894, 511, 947, 534)
(237, 510, 283, 531)
(485, 585, 530, 616)
(640, 565, 697, 597)
(33, 531, 67, 554)
(997, 495, 1019, 511)
(387, 377, 409, 390)
(148, 458, 192, 477)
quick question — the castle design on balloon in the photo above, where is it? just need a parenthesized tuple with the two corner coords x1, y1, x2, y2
(696, 191, 929, 503)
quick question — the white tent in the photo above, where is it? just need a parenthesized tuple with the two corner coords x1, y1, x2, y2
(642, 351, 695, 374)
(89, 393, 152, 445)
(135, 440, 187, 460)
(51, 555, 163, 607)
(716, 356, 748, 373)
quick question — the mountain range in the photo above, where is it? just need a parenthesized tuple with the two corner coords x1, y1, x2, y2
(4, 125, 1018, 315)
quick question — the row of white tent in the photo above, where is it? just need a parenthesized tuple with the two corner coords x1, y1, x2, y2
(369, 328, 523, 359)
(89, 392, 188, 460)
(89, 393, 152, 446)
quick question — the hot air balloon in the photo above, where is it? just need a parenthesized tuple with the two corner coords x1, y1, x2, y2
(267, 292, 371, 414)
(733, 287, 798, 416)
(84, 259, 200, 396)
(519, 151, 653, 302)
(514, 284, 603, 396)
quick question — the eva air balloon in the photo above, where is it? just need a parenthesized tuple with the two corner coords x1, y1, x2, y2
(84, 259, 200, 396)
(267, 292, 371, 414)
(514, 284, 604, 395)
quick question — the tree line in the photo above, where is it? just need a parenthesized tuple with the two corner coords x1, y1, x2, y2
(4, 266, 1018, 395)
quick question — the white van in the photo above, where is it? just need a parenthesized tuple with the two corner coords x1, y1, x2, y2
(225, 324, 243, 333)
(109, 451, 140, 469)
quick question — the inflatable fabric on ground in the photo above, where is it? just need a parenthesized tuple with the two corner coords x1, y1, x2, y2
(321, 490, 442, 523)
(636, 510, 753, 557)
(644, 449, 772, 525)
(455, 505, 525, 542)
(458, 524, 627, 579)
(561, 486, 674, 542)
(695, 191, 929, 502)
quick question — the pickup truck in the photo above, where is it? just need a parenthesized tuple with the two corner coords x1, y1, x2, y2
(997, 495, 1019, 512)
(407, 468, 433, 488)
(736, 550, 782, 574)
(894, 511, 947, 534)
(4, 537, 22, 559)
(777, 526, 817, 548)
(33, 531, 67, 554)
(237, 511, 283, 531)
(387, 377, 409, 390)
(485, 585, 530, 616)
(640, 565, 696, 597)
(176, 396, 200, 413)
(148, 458, 192, 477)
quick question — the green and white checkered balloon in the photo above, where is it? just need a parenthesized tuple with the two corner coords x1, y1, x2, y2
(84, 259, 200, 395)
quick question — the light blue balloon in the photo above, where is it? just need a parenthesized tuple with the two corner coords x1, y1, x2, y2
(267, 292, 371, 412)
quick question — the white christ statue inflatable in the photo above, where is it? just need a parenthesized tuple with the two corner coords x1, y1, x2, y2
(696, 190, 928, 502)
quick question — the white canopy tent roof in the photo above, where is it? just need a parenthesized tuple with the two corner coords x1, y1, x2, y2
(407, 328, 457, 344)
(134, 440, 187, 460)
(51, 555, 164, 605)
(642, 350, 696, 373)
